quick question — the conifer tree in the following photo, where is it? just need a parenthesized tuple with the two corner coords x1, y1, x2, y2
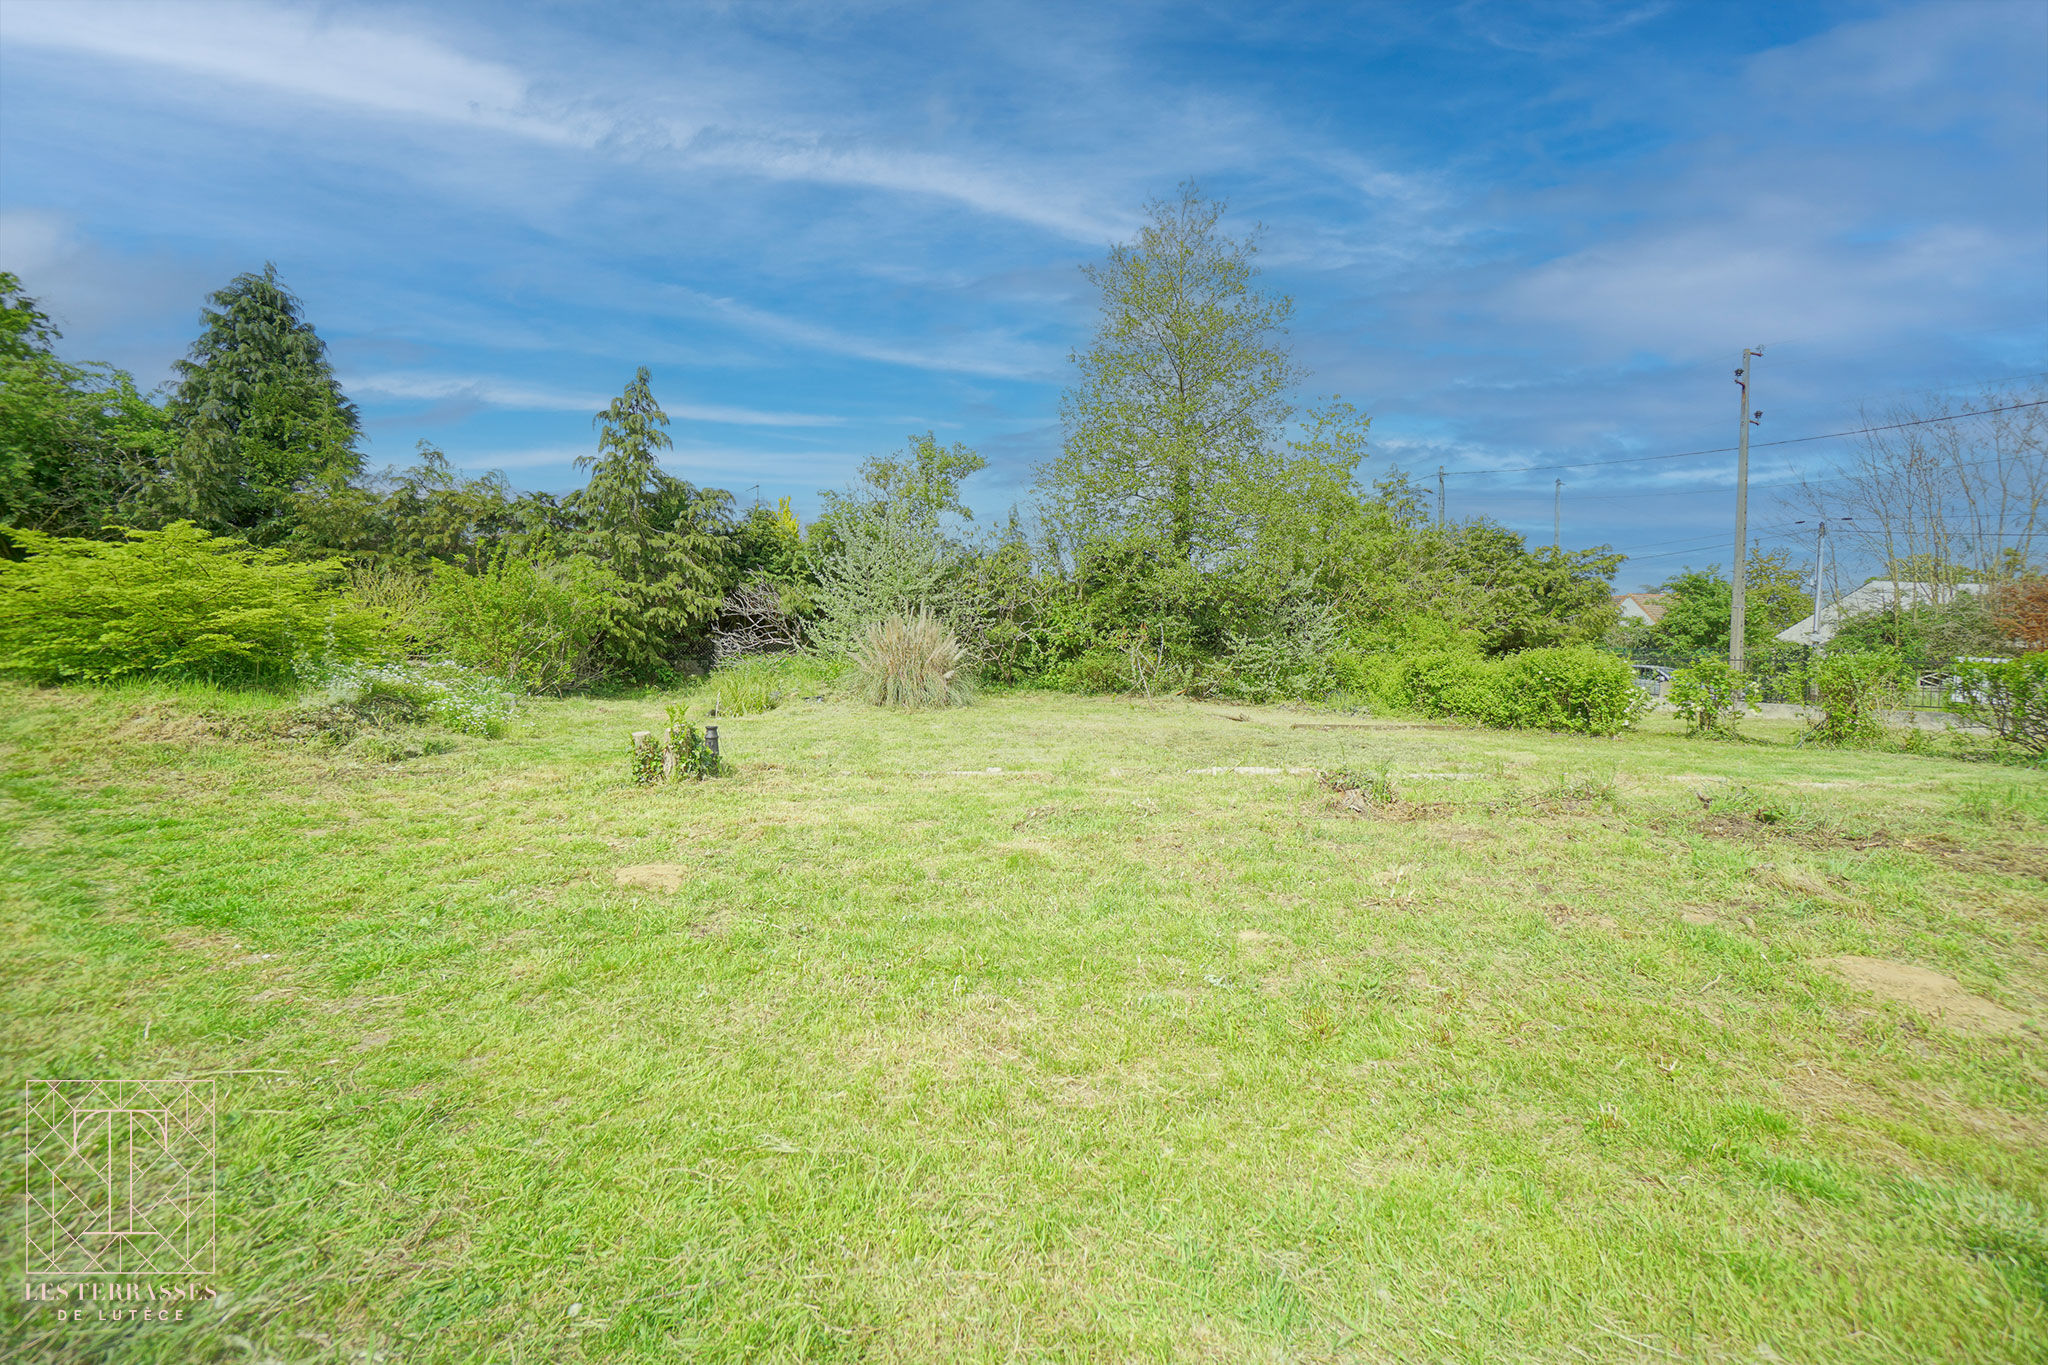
(577, 368, 727, 673)
(165, 264, 360, 538)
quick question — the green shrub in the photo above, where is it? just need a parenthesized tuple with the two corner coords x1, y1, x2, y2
(1496, 648, 1647, 736)
(344, 561, 431, 647)
(1805, 649, 1905, 747)
(1949, 655, 2048, 754)
(0, 522, 379, 684)
(1668, 659, 1756, 737)
(1223, 592, 1341, 702)
(1059, 646, 1131, 695)
(1394, 647, 1644, 736)
(852, 610, 973, 709)
(1328, 651, 1404, 711)
(420, 552, 621, 693)
(1396, 651, 1508, 726)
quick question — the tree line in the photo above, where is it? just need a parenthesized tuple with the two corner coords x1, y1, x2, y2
(5, 184, 2035, 697)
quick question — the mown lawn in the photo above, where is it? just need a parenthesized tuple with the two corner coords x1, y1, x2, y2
(2, 680, 2045, 1363)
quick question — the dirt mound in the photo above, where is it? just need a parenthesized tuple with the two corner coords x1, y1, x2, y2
(1812, 955, 2031, 1035)
(613, 864, 689, 892)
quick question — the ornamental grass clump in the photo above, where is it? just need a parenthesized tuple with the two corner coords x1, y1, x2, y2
(852, 610, 972, 709)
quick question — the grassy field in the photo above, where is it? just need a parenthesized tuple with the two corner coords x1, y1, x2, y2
(3, 680, 2045, 1363)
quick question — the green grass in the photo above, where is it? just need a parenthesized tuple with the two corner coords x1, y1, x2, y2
(2, 680, 2045, 1362)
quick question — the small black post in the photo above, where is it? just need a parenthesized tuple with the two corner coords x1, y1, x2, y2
(703, 725, 719, 757)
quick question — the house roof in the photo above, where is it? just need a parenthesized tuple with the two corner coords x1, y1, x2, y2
(1613, 592, 1670, 624)
(1774, 580, 1984, 646)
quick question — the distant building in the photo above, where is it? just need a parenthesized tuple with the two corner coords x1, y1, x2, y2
(1774, 580, 1984, 647)
(1613, 592, 1670, 626)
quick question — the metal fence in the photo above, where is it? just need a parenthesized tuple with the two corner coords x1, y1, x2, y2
(1616, 649, 1972, 713)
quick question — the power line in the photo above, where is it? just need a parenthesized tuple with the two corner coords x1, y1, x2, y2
(1469, 449, 2043, 504)
(1616, 523, 2041, 566)
(1431, 399, 2046, 479)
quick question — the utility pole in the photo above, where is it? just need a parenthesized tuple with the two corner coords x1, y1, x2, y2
(1553, 479, 1562, 547)
(1730, 348, 1763, 672)
(1810, 520, 1827, 646)
(1436, 466, 1445, 527)
(1797, 515, 1852, 649)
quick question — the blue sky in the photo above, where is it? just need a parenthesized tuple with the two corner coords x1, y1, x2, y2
(2, 0, 2042, 588)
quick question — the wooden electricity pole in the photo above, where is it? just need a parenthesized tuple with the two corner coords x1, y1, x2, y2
(1553, 479, 1562, 547)
(1437, 466, 1445, 527)
(1730, 348, 1763, 672)
(1810, 519, 1828, 646)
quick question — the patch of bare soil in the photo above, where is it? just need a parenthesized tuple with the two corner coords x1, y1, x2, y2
(1811, 956, 2034, 1036)
(1892, 835, 2048, 883)
(1545, 905, 1622, 933)
(613, 864, 689, 892)
(1235, 929, 1289, 957)
(1753, 861, 1858, 907)
(1329, 788, 1452, 819)
(1695, 811, 1889, 851)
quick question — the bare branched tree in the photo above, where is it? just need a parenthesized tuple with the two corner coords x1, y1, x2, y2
(1786, 384, 2048, 603)
(711, 575, 801, 664)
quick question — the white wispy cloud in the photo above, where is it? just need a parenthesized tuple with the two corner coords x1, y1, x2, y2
(1, 0, 1128, 244)
(676, 130, 1127, 243)
(345, 373, 846, 427)
(657, 288, 1064, 381)
(0, 0, 594, 143)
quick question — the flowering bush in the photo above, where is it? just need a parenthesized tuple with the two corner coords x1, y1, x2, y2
(1667, 659, 1756, 737)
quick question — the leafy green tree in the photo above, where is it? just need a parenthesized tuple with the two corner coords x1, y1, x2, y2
(1827, 590, 1999, 662)
(1041, 183, 1363, 562)
(853, 431, 986, 525)
(1297, 474, 1622, 657)
(0, 273, 172, 541)
(576, 368, 729, 674)
(1645, 549, 1807, 655)
(164, 264, 361, 539)
(811, 431, 987, 565)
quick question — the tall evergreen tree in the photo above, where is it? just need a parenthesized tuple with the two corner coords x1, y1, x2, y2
(164, 263, 360, 539)
(577, 368, 728, 673)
